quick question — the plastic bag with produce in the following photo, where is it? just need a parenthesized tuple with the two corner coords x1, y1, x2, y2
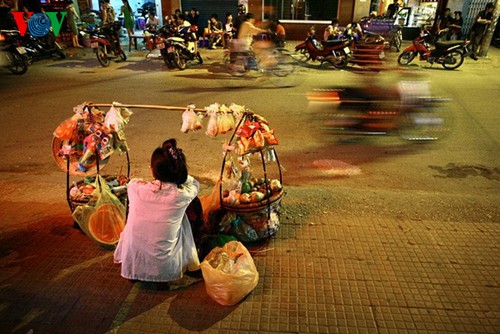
(200, 241, 259, 306)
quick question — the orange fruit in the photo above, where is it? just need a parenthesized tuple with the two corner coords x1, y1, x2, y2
(88, 204, 125, 245)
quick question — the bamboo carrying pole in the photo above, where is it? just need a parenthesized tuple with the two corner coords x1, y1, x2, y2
(87, 103, 208, 113)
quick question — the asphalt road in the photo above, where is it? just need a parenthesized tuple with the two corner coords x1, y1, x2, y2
(0, 43, 499, 227)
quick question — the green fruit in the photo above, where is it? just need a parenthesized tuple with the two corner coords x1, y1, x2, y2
(241, 182, 252, 194)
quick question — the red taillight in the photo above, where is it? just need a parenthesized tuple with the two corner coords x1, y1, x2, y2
(0, 33, 5, 42)
(307, 91, 340, 102)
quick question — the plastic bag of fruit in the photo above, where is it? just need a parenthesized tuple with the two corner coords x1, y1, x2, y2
(72, 175, 126, 248)
(200, 241, 259, 306)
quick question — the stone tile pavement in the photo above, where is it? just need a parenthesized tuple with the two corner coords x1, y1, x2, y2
(0, 201, 499, 333)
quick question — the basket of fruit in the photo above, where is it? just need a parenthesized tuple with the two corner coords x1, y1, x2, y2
(68, 175, 128, 209)
(218, 111, 284, 241)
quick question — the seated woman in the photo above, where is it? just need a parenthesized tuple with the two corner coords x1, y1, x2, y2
(114, 138, 201, 283)
(323, 18, 342, 41)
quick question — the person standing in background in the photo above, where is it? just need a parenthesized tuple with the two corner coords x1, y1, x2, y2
(0, 0, 18, 30)
(121, 0, 134, 38)
(436, 8, 452, 41)
(101, 0, 115, 26)
(449, 11, 463, 40)
(468, 2, 494, 60)
(386, 0, 399, 19)
(66, 0, 83, 48)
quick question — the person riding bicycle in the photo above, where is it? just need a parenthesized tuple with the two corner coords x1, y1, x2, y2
(230, 13, 274, 70)
(235, 13, 267, 48)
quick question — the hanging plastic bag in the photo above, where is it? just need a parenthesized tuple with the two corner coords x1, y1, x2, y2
(180, 105, 198, 133)
(72, 175, 126, 248)
(218, 106, 235, 134)
(53, 116, 79, 140)
(193, 113, 204, 130)
(206, 110, 219, 137)
(199, 179, 222, 228)
(104, 105, 124, 132)
(200, 241, 259, 306)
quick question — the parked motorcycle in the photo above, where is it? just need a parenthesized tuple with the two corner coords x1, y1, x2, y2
(152, 24, 177, 69)
(165, 25, 202, 70)
(307, 81, 451, 141)
(398, 29, 469, 70)
(22, 30, 65, 64)
(0, 29, 29, 75)
(88, 22, 126, 67)
(295, 35, 351, 69)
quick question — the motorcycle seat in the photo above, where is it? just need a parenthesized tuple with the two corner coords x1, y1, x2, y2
(321, 39, 346, 47)
(435, 40, 465, 48)
(169, 36, 185, 43)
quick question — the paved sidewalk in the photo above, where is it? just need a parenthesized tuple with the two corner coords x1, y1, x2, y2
(1, 40, 499, 334)
(0, 195, 498, 333)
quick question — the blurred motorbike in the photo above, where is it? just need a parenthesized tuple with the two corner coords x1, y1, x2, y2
(0, 29, 29, 74)
(88, 22, 126, 67)
(225, 33, 296, 78)
(307, 81, 451, 141)
(398, 28, 469, 70)
(22, 30, 65, 64)
(294, 35, 351, 69)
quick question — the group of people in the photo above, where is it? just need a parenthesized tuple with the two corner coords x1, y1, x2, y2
(436, 3, 495, 60)
(436, 7, 463, 41)
(202, 5, 285, 50)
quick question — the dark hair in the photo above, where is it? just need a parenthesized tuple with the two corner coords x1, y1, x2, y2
(151, 139, 188, 186)
(245, 13, 254, 20)
(211, 14, 218, 20)
(123, 0, 131, 12)
(486, 2, 494, 9)
(331, 18, 339, 25)
(226, 12, 232, 18)
(178, 14, 186, 21)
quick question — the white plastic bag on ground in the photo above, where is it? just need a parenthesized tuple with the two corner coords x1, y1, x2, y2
(200, 241, 259, 306)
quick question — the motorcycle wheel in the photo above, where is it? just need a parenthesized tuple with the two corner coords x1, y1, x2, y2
(96, 46, 110, 67)
(398, 51, 416, 65)
(166, 54, 176, 69)
(159, 49, 174, 68)
(391, 33, 402, 52)
(329, 55, 349, 69)
(173, 49, 187, 70)
(7, 52, 29, 75)
(55, 42, 66, 59)
(118, 49, 127, 61)
(224, 53, 248, 77)
(294, 48, 311, 62)
(196, 52, 203, 64)
(441, 51, 464, 70)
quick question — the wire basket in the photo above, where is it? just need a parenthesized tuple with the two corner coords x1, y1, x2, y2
(219, 111, 284, 241)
